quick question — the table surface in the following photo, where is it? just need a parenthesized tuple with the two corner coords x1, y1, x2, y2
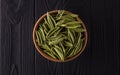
(0, 0, 119, 75)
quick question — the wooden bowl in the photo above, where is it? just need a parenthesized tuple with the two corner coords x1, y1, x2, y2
(33, 10, 88, 62)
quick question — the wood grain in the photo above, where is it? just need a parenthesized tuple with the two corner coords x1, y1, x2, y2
(0, 0, 119, 75)
(35, 0, 92, 75)
(0, 0, 35, 75)
(0, 0, 1, 74)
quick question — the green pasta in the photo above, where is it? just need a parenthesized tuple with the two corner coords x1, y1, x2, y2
(35, 10, 86, 61)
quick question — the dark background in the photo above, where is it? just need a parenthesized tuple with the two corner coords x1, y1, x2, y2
(0, 0, 119, 75)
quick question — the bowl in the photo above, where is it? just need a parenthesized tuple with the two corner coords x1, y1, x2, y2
(33, 10, 88, 62)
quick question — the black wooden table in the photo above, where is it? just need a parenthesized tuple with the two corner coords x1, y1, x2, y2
(0, 0, 119, 75)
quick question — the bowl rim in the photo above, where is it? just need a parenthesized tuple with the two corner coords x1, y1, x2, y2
(33, 10, 88, 62)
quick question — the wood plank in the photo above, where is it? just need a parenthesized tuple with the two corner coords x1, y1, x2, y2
(63, 0, 92, 75)
(91, 0, 119, 75)
(35, 0, 92, 75)
(1, 0, 15, 74)
(0, 0, 35, 75)
(0, 0, 2, 74)
(21, 0, 35, 75)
